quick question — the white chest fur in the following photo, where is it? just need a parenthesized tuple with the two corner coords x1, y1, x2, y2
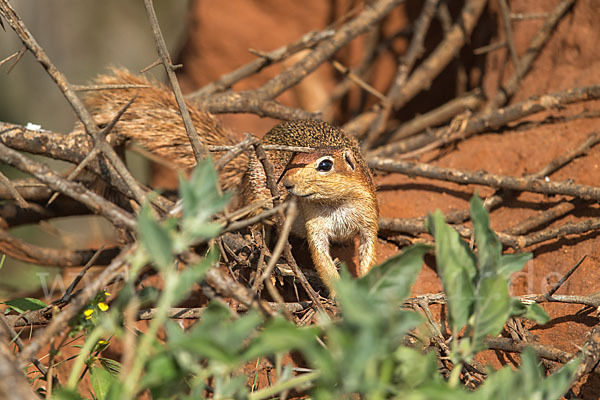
(295, 200, 362, 243)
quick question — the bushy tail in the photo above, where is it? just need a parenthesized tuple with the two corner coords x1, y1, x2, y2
(71, 67, 248, 191)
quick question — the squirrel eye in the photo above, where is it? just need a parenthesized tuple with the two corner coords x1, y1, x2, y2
(316, 158, 333, 172)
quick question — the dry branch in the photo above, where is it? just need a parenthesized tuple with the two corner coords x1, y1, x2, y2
(371, 85, 600, 156)
(393, 0, 487, 110)
(368, 156, 600, 201)
(194, 0, 405, 119)
(0, 0, 149, 207)
(484, 336, 571, 364)
(144, 0, 207, 162)
(0, 142, 137, 230)
(488, 0, 576, 110)
(17, 245, 133, 365)
(572, 323, 600, 383)
(0, 339, 39, 400)
(0, 122, 174, 212)
(189, 29, 335, 98)
(0, 227, 120, 267)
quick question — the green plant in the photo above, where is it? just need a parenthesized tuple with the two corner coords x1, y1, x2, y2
(51, 161, 579, 399)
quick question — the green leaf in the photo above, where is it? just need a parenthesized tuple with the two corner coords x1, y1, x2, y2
(476, 347, 581, 400)
(89, 365, 118, 400)
(140, 353, 180, 389)
(180, 158, 230, 241)
(498, 252, 532, 280)
(472, 276, 511, 347)
(99, 357, 122, 376)
(427, 210, 476, 335)
(2, 297, 46, 313)
(394, 347, 441, 388)
(137, 205, 174, 270)
(52, 388, 86, 400)
(470, 194, 502, 278)
(244, 317, 319, 360)
(168, 302, 262, 367)
(171, 248, 218, 305)
(522, 302, 550, 325)
(363, 243, 430, 304)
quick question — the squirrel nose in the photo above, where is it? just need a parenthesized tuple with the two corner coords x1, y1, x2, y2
(282, 177, 295, 192)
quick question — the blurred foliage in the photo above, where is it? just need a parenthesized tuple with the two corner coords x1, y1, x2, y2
(0, 1, 187, 298)
(15, 159, 575, 399)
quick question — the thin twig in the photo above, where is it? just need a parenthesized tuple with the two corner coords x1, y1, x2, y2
(505, 199, 584, 236)
(258, 200, 298, 289)
(484, 336, 571, 363)
(194, 0, 405, 118)
(17, 245, 132, 365)
(487, 0, 576, 110)
(0, 226, 120, 267)
(498, 0, 521, 73)
(190, 29, 335, 98)
(0, 169, 28, 208)
(0, 313, 48, 376)
(368, 156, 600, 201)
(0, 142, 137, 230)
(143, 0, 207, 162)
(545, 255, 587, 298)
(72, 83, 150, 91)
(373, 85, 600, 157)
(0, 0, 149, 207)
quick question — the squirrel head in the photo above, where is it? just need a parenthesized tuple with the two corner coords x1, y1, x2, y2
(279, 147, 371, 203)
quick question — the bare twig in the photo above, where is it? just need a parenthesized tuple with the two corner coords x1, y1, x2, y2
(473, 40, 506, 55)
(258, 200, 298, 289)
(190, 29, 335, 98)
(0, 338, 39, 400)
(17, 245, 132, 365)
(498, 0, 521, 73)
(60, 247, 107, 303)
(330, 59, 390, 104)
(221, 202, 287, 234)
(72, 83, 150, 91)
(0, 314, 47, 376)
(0, 169, 28, 208)
(0, 227, 120, 267)
(0, 122, 174, 212)
(545, 256, 586, 298)
(571, 323, 600, 383)
(254, 143, 283, 207)
(484, 336, 571, 363)
(389, 0, 440, 98)
(0, 142, 137, 230)
(368, 156, 600, 201)
(143, 0, 207, 162)
(215, 134, 259, 171)
(194, 0, 405, 119)
(0, 0, 148, 208)
(384, 89, 484, 145)
(505, 199, 583, 236)
(487, 0, 576, 110)
(392, 0, 487, 110)
(373, 85, 600, 157)
(379, 130, 600, 241)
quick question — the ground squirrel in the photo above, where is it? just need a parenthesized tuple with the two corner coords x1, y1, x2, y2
(73, 68, 379, 295)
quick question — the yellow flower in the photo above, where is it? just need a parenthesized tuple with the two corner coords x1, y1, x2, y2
(104, 292, 111, 297)
(84, 309, 94, 320)
(98, 340, 107, 345)
(98, 302, 109, 312)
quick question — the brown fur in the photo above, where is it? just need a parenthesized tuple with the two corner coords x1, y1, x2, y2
(73, 69, 379, 295)
(72, 68, 247, 191)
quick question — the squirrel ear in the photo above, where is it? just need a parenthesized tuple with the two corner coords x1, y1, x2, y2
(343, 149, 356, 171)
